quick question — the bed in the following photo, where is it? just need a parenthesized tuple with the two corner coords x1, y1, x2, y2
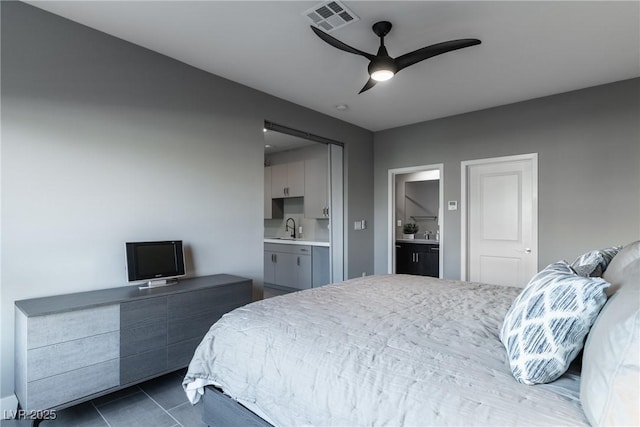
(184, 241, 639, 426)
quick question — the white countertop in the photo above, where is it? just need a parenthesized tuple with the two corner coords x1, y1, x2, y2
(264, 238, 330, 247)
(396, 239, 440, 245)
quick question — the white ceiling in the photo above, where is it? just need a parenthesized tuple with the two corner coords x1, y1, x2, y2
(27, 1, 640, 132)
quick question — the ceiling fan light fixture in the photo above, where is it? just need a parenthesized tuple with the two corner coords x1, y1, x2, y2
(368, 54, 397, 82)
(371, 69, 394, 81)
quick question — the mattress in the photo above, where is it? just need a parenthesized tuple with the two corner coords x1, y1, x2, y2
(184, 274, 588, 426)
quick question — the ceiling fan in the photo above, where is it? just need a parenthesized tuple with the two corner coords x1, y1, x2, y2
(311, 21, 481, 93)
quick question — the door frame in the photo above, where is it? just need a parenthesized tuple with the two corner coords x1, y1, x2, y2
(387, 163, 444, 277)
(263, 121, 345, 285)
(460, 153, 538, 281)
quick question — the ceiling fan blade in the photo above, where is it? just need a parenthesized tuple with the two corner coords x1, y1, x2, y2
(395, 39, 481, 72)
(358, 78, 377, 94)
(310, 26, 375, 60)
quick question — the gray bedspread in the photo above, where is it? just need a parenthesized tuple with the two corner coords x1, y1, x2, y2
(184, 274, 588, 426)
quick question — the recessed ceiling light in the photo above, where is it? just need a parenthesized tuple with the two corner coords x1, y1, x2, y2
(263, 128, 268, 132)
(265, 144, 272, 148)
(335, 104, 349, 111)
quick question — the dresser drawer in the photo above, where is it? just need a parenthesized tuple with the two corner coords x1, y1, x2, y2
(26, 359, 119, 410)
(167, 309, 222, 344)
(120, 318, 167, 357)
(27, 305, 119, 349)
(168, 337, 202, 369)
(120, 348, 167, 385)
(120, 297, 167, 329)
(27, 331, 119, 381)
(167, 285, 250, 320)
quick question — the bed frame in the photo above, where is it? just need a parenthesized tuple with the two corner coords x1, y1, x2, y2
(202, 386, 273, 427)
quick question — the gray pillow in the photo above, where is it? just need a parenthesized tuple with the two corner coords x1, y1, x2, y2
(602, 240, 640, 296)
(500, 261, 610, 385)
(571, 246, 621, 277)
(580, 257, 639, 426)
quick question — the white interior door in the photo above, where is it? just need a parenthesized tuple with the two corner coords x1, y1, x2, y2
(462, 154, 537, 287)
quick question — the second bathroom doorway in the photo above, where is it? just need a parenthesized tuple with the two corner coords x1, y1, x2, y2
(388, 164, 444, 278)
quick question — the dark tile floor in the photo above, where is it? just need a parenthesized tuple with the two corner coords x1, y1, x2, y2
(37, 369, 205, 427)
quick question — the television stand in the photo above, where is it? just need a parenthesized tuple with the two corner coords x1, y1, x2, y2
(138, 278, 178, 289)
(14, 274, 253, 412)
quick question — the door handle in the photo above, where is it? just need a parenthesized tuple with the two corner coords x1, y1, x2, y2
(516, 248, 532, 254)
(297, 256, 300, 266)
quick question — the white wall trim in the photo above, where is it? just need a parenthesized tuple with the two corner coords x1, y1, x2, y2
(460, 153, 538, 281)
(387, 164, 444, 276)
(1, 394, 19, 419)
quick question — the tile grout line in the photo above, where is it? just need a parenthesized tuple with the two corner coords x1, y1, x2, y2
(92, 385, 143, 409)
(138, 388, 183, 427)
(91, 401, 112, 427)
(166, 401, 190, 412)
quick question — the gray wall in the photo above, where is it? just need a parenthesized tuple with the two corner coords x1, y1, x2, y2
(0, 2, 374, 402)
(396, 176, 440, 238)
(374, 78, 640, 278)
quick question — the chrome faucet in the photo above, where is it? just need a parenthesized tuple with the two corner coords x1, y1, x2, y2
(285, 217, 296, 239)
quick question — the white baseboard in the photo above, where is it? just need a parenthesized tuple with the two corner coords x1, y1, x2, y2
(1, 394, 19, 419)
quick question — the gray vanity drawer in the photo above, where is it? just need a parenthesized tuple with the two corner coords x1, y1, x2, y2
(264, 243, 312, 255)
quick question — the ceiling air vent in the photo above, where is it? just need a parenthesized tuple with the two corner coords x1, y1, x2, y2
(302, 1, 359, 33)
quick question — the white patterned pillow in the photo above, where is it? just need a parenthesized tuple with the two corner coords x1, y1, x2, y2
(571, 246, 621, 277)
(500, 261, 610, 385)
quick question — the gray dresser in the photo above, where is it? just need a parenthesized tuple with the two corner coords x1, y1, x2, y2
(14, 274, 252, 411)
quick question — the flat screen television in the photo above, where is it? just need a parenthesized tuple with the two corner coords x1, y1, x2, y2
(125, 240, 185, 288)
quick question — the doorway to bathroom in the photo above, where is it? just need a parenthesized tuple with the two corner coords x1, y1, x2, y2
(388, 164, 444, 278)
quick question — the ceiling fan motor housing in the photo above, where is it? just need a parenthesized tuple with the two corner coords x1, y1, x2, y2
(368, 48, 397, 81)
(372, 21, 392, 38)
